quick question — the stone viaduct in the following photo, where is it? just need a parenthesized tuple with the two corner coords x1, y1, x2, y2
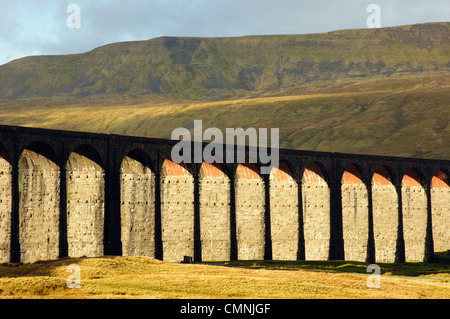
(0, 124, 448, 264)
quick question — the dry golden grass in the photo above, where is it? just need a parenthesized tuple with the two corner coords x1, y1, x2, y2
(0, 256, 448, 299)
(0, 72, 448, 159)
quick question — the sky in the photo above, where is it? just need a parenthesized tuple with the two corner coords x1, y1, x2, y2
(0, 0, 449, 65)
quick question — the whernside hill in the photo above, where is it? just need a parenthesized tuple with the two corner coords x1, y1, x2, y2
(0, 22, 448, 159)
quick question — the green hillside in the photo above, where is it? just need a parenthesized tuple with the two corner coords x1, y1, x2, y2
(0, 22, 449, 101)
(0, 22, 449, 160)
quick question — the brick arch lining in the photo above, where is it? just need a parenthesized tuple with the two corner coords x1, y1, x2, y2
(200, 162, 225, 178)
(161, 159, 191, 177)
(342, 164, 363, 185)
(270, 162, 293, 182)
(302, 162, 327, 184)
(372, 166, 392, 186)
(402, 168, 422, 187)
(236, 162, 260, 180)
(431, 170, 449, 188)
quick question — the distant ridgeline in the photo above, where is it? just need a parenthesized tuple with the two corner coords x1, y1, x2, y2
(0, 22, 449, 101)
(0, 125, 448, 264)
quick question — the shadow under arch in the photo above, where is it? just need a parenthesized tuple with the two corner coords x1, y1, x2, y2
(68, 144, 104, 170)
(0, 142, 10, 164)
(120, 148, 154, 173)
(66, 144, 105, 258)
(120, 148, 155, 258)
(22, 141, 58, 164)
(18, 141, 60, 263)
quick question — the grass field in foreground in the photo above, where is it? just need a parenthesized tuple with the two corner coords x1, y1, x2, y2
(0, 256, 448, 299)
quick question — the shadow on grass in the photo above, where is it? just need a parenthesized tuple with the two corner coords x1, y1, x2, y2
(0, 257, 93, 278)
(204, 250, 450, 278)
(1, 251, 448, 279)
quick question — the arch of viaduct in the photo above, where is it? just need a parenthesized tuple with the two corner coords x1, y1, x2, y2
(0, 125, 448, 264)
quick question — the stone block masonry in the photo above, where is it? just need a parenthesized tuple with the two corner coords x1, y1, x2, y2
(199, 162, 230, 261)
(269, 163, 299, 260)
(66, 149, 105, 258)
(161, 159, 194, 262)
(19, 148, 60, 263)
(120, 155, 155, 257)
(302, 163, 330, 261)
(0, 157, 11, 263)
(341, 183, 369, 262)
(431, 171, 450, 253)
(402, 169, 428, 262)
(235, 163, 265, 260)
(0, 124, 447, 264)
(370, 167, 400, 263)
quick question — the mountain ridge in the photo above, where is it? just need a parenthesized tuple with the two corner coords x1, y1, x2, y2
(0, 22, 449, 102)
(0, 22, 449, 160)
